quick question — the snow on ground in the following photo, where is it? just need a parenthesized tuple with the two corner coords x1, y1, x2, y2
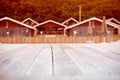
(0, 42, 120, 80)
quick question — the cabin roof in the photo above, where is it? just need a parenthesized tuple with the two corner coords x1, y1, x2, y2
(34, 20, 67, 28)
(22, 18, 39, 25)
(0, 17, 36, 30)
(107, 18, 120, 25)
(66, 17, 119, 30)
(62, 17, 78, 25)
(106, 18, 120, 28)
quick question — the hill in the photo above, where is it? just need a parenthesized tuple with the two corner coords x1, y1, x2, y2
(0, 0, 120, 22)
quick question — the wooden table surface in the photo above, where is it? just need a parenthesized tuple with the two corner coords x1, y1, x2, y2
(0, 43, 120, 80)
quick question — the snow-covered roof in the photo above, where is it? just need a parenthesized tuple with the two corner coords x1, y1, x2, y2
(62, 17, 78, 25)
(0, 17, 36, 30)
(34, 20, 67, 28)
(107, 21, 120, 28)
(66, 17, 119, 30)
(22, 18, 38, 25)
(106, 18, 120, 28)
(107, 18, 120, 25)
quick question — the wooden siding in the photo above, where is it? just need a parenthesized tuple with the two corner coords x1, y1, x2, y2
(36, 22, 65, 35)
(0, 36, 119, 43)
(66, 20, 117, 36)
(23, 20, 37, 26)
(0, 20, 35, 37)
(63, 19, 77, 26)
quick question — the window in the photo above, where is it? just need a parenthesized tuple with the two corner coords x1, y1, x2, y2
(80, 27, 87, 36)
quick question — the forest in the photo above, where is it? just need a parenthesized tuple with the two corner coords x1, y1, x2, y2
(0, 0, 120, 23)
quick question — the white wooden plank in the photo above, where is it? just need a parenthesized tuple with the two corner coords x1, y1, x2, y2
(70, 44, 120, 74)
(0, 44, 43, 77)
(0, 43, 120, 80)
(52, 44, 82, 76)
(25, 44, 52, 77)
(83, 43, 120, 61)
(62, 44, 112, 75)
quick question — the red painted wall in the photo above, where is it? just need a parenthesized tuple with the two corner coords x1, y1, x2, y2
(63, 20, 77, 26)
(36, 22, 65, 35)
(66, 20, 117, 36)
(23, 20, 37, 26)
(0, 20, 35, 37)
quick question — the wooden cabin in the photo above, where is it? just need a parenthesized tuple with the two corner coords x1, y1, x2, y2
(65, 17, 119, 36)
(22, 18, 38, 27)
(34, 20, 66, 35)
(0, 17, 36, 37)
(106, 18, 120, 34)
(62, 17, 78, 26)
(107, 18, 120, 25)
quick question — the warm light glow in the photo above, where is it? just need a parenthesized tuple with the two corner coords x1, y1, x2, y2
(74, 30, 77, 35)
(40, 31, 43, 35)
(6, 31, 9, 34)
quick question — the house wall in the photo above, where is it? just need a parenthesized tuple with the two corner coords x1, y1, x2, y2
(36, 22, 65, 35)
(64, 20, 77, 26)
(118, 28, 120, 34)
(67, 20, 116, 36)
(110, 20, 120, 25)
(0, 20, 35, 37)
(23, 20, 37, 26)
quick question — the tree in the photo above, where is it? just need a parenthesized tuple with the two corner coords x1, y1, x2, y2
(0, 0, 120, 22)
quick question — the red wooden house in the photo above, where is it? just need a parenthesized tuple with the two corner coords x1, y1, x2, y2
(22, 18, 38, 27)
(107, 18, 120, 25)
(0, 17, 36, 37)
(65, 17, 119, 36)
(34, 20, 66, 35)
(106, 18, 120, 34)
(62, 17, 78, 26)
